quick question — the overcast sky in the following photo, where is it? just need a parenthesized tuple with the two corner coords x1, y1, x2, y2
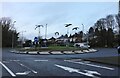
(1, 2, 118, 40)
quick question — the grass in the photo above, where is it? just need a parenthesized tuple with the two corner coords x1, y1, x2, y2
(18, 45, 88, 51)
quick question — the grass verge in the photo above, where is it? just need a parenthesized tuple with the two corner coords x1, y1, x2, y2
(85, 56, 120, 67)
(17, 46, 88, 51)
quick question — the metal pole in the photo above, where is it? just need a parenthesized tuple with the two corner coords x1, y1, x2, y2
(82, 24, 84, 41)
(67, 27, 69, 36)
(39, 27, 40, 39)
(12, 21, 16, 49)
(45, 24, 47, 39)
(21, 31, 23, 48)
(87, 31, 89, 45)
(82, 24, 84, 34)
(45, 24, 47, 47)
(12, 31, 14, 48)
(21, 31, 26, 48)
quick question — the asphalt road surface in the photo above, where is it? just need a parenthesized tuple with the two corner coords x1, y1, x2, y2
(1, 48, 120, 78)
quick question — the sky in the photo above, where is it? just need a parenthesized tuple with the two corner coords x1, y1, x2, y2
(1, 2, 118, 40)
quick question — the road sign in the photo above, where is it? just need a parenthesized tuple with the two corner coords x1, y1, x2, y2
(34, 37, 38, 42)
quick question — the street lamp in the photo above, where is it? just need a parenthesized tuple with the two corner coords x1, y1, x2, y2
(65, 24, 72, 36)
(86, 31, 89, 45)
(35, 25, 44, 39)
(72, 27, 79, 33)
(65, 24, 72, 47)
(82, 24, 84, 34)
(35, 25, 44, 46)
(21, 31, 26, 47)
(72, 27, 79, 43)
(82, 24, 85, 41)
(44, 24, 47, 47)
(45, 24, 47, 39)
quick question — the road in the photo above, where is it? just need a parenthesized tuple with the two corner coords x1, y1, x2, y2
(1, 48, 120, 78)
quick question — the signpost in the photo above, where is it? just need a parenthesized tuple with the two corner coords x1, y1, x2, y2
(34, 37, 38, 47)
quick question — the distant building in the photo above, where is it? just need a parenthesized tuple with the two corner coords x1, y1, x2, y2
(48, 37, 56, 44)
(57, 35, 68, 43)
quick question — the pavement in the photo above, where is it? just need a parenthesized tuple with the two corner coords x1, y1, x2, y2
(1, 48, 120, 78)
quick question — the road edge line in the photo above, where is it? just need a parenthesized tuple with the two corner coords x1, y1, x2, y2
(0, 61, 16, 77)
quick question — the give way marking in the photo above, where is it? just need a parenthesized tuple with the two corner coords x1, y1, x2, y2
(55, 64, 101, 78)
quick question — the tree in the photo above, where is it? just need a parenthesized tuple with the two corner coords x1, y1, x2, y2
(101, 28, 107, 47)
(95, 18, 107, 30)
(23, 40, 32, 47)
(0, 17, 19, 47)
(88, 27, 94, 47)
(88, 14, 119, 47)
(77, 31, 83, 42)
(89, 27, 94, 34)
(115, 14, 120, 45)
(94, 28, 101, 47)
(107, 28, 114, 47)
(106, 15, 115, 29)
(79, 31, 83, 38)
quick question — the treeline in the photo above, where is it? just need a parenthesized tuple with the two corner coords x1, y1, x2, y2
(88, 14, 120, 47)
(0, 17, 19, 47)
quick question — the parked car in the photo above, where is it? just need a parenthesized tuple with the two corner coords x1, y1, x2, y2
(117, 46, 120, 54)
(74, 43, 90, 49)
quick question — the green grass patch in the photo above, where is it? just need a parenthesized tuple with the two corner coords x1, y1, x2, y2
(18, 45, 88, 51)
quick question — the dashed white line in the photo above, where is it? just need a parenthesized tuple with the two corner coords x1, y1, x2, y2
(14, 61, 37, 74)
(0, 61, 16, 77)
(10, 60, 20, 62)
(34, 60, 48, 62)
(2, 61, 9, 63)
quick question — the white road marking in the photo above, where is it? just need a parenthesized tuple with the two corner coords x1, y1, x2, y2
(34, 60, 48, 62)
(10, 60, 20, 62)
(83, 61, 91, 64)
(86, 63, 114, 70)
(2, 61, 9, 63)
(14, 61, 37, 74)
(16, 71, 31, 75)
(55, 64, 100, 78)
(0, 61, 16, 77)
(64, 59, 82, 62)
(65, 60, 114, 70)
(84, 70, 101, 75)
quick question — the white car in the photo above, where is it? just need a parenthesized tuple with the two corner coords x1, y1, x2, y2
(74, 43, 90, 49)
